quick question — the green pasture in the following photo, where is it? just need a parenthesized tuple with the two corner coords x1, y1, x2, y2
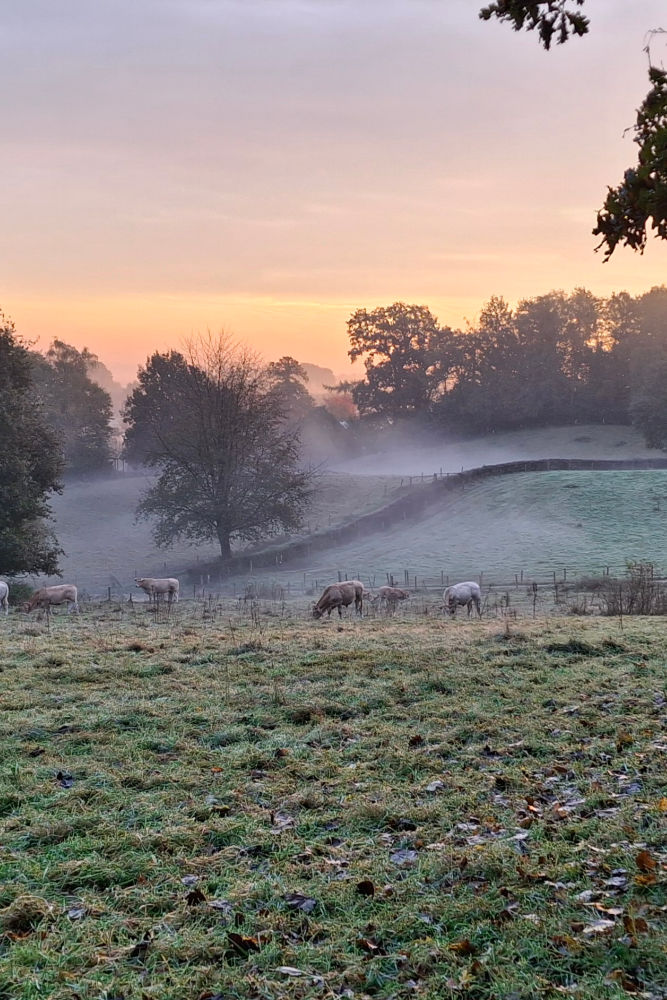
(258, 470, 667, 592)
(0, 606, 664, 999)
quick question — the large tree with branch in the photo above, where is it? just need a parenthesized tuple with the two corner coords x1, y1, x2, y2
(480, 2, 667, 261)
(123, 334, 313, 563)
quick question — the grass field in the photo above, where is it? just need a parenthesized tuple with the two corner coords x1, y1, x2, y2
(44, 426, 667, 595)
(0, 605, 665, 999)
(239, 470, 667, 596)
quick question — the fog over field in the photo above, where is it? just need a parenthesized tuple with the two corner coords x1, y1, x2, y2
(39, 424, 664, 597)
(331, 423, 659, 476)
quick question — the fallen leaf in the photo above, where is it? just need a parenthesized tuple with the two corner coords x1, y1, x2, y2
(284, 893, 317, 914)
(390, 849, 418, 866)
(448, 939, 476, 955)
(635, 850, 656, 872)
(605, 969, 641, 993)
(277, 966, 305, 976)
(581, 919, 615, 936)
(228, 932, 260, 955)
(616, 730, 633, 751)
(623, 913, 650, 943)
(208, 899, 233, 916)
(551, 934, 581, 954)
(425, 780, 445, 793)
(56, 771, 74, 788)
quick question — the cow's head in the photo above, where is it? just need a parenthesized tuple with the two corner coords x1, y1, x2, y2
(312, 604, 324, 619)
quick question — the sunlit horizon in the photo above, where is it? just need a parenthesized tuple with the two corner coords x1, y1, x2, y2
(2, 0, 666, 383)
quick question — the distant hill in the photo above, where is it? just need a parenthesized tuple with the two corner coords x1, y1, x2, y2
(331, 423, 660, 476)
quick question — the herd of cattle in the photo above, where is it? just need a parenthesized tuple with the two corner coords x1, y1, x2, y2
(312, 579, 482, 618)
(0, 576, 483, 619)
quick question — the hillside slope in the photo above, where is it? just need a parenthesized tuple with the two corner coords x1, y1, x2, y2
(236, 469, 667, 590)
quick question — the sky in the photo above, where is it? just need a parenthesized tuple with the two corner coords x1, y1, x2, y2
(1, 0, 666, 383)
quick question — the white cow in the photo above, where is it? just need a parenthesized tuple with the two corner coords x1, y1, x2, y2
(26, 584, 79, 614)
(443, 581, 482, 617)
(0, 580, 8, 616)
(135, 577, 180, 604)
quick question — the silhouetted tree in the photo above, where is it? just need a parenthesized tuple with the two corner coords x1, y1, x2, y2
(628, 286, 667, 449)
(32, 341, 114, 475)
(479, 1, 588, 49)
(480, 3, 667, 261)
(0, 315, 63, 576)
(266, 356, 314, 425)
(123, 334, 313, 563)
(345, 302, 456, 418)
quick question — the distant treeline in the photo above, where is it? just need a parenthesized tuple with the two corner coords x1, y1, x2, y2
(337, 288, 667, 449)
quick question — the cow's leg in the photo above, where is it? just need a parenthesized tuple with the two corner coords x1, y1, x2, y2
(337, 605, 343, 618)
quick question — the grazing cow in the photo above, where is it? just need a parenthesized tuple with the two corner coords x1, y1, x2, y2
(26, 584, 79, 614)
(443, 581, 482, 617)
(0, 580, 8, 616)
(341, 579, 364, 616)
(313, 581, 360, 619)
(376, 585, 410, 613)
(135, 577, 180, 604)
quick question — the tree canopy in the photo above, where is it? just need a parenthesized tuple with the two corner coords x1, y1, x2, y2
(31, 341, 114, 476)
(0, 316, 63, 576)
(123, 335, 313, 563)
(479, 2, 667, 261)
(479, 0, 588, 50)
(344, 303, 456, 418)
(341, 288, 667, 448)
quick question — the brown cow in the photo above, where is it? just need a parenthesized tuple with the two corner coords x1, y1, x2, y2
(26, 584, 79, 614)
(312, 580, 363, 619)
(376, 585, 410, 613)
(341, 579, 364, 616)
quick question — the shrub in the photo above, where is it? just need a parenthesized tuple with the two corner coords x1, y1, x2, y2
(599, 562, 667, 616)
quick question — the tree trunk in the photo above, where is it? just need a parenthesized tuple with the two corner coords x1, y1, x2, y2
(217, 528, 232, 563)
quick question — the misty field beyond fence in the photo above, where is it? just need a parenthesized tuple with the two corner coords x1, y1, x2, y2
(42, 425, 667, 612)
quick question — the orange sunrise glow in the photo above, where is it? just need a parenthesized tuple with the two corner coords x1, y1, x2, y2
(2, 0, 666, 382)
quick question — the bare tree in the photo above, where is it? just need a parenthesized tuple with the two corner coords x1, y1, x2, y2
(123, 333, 313, 563)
